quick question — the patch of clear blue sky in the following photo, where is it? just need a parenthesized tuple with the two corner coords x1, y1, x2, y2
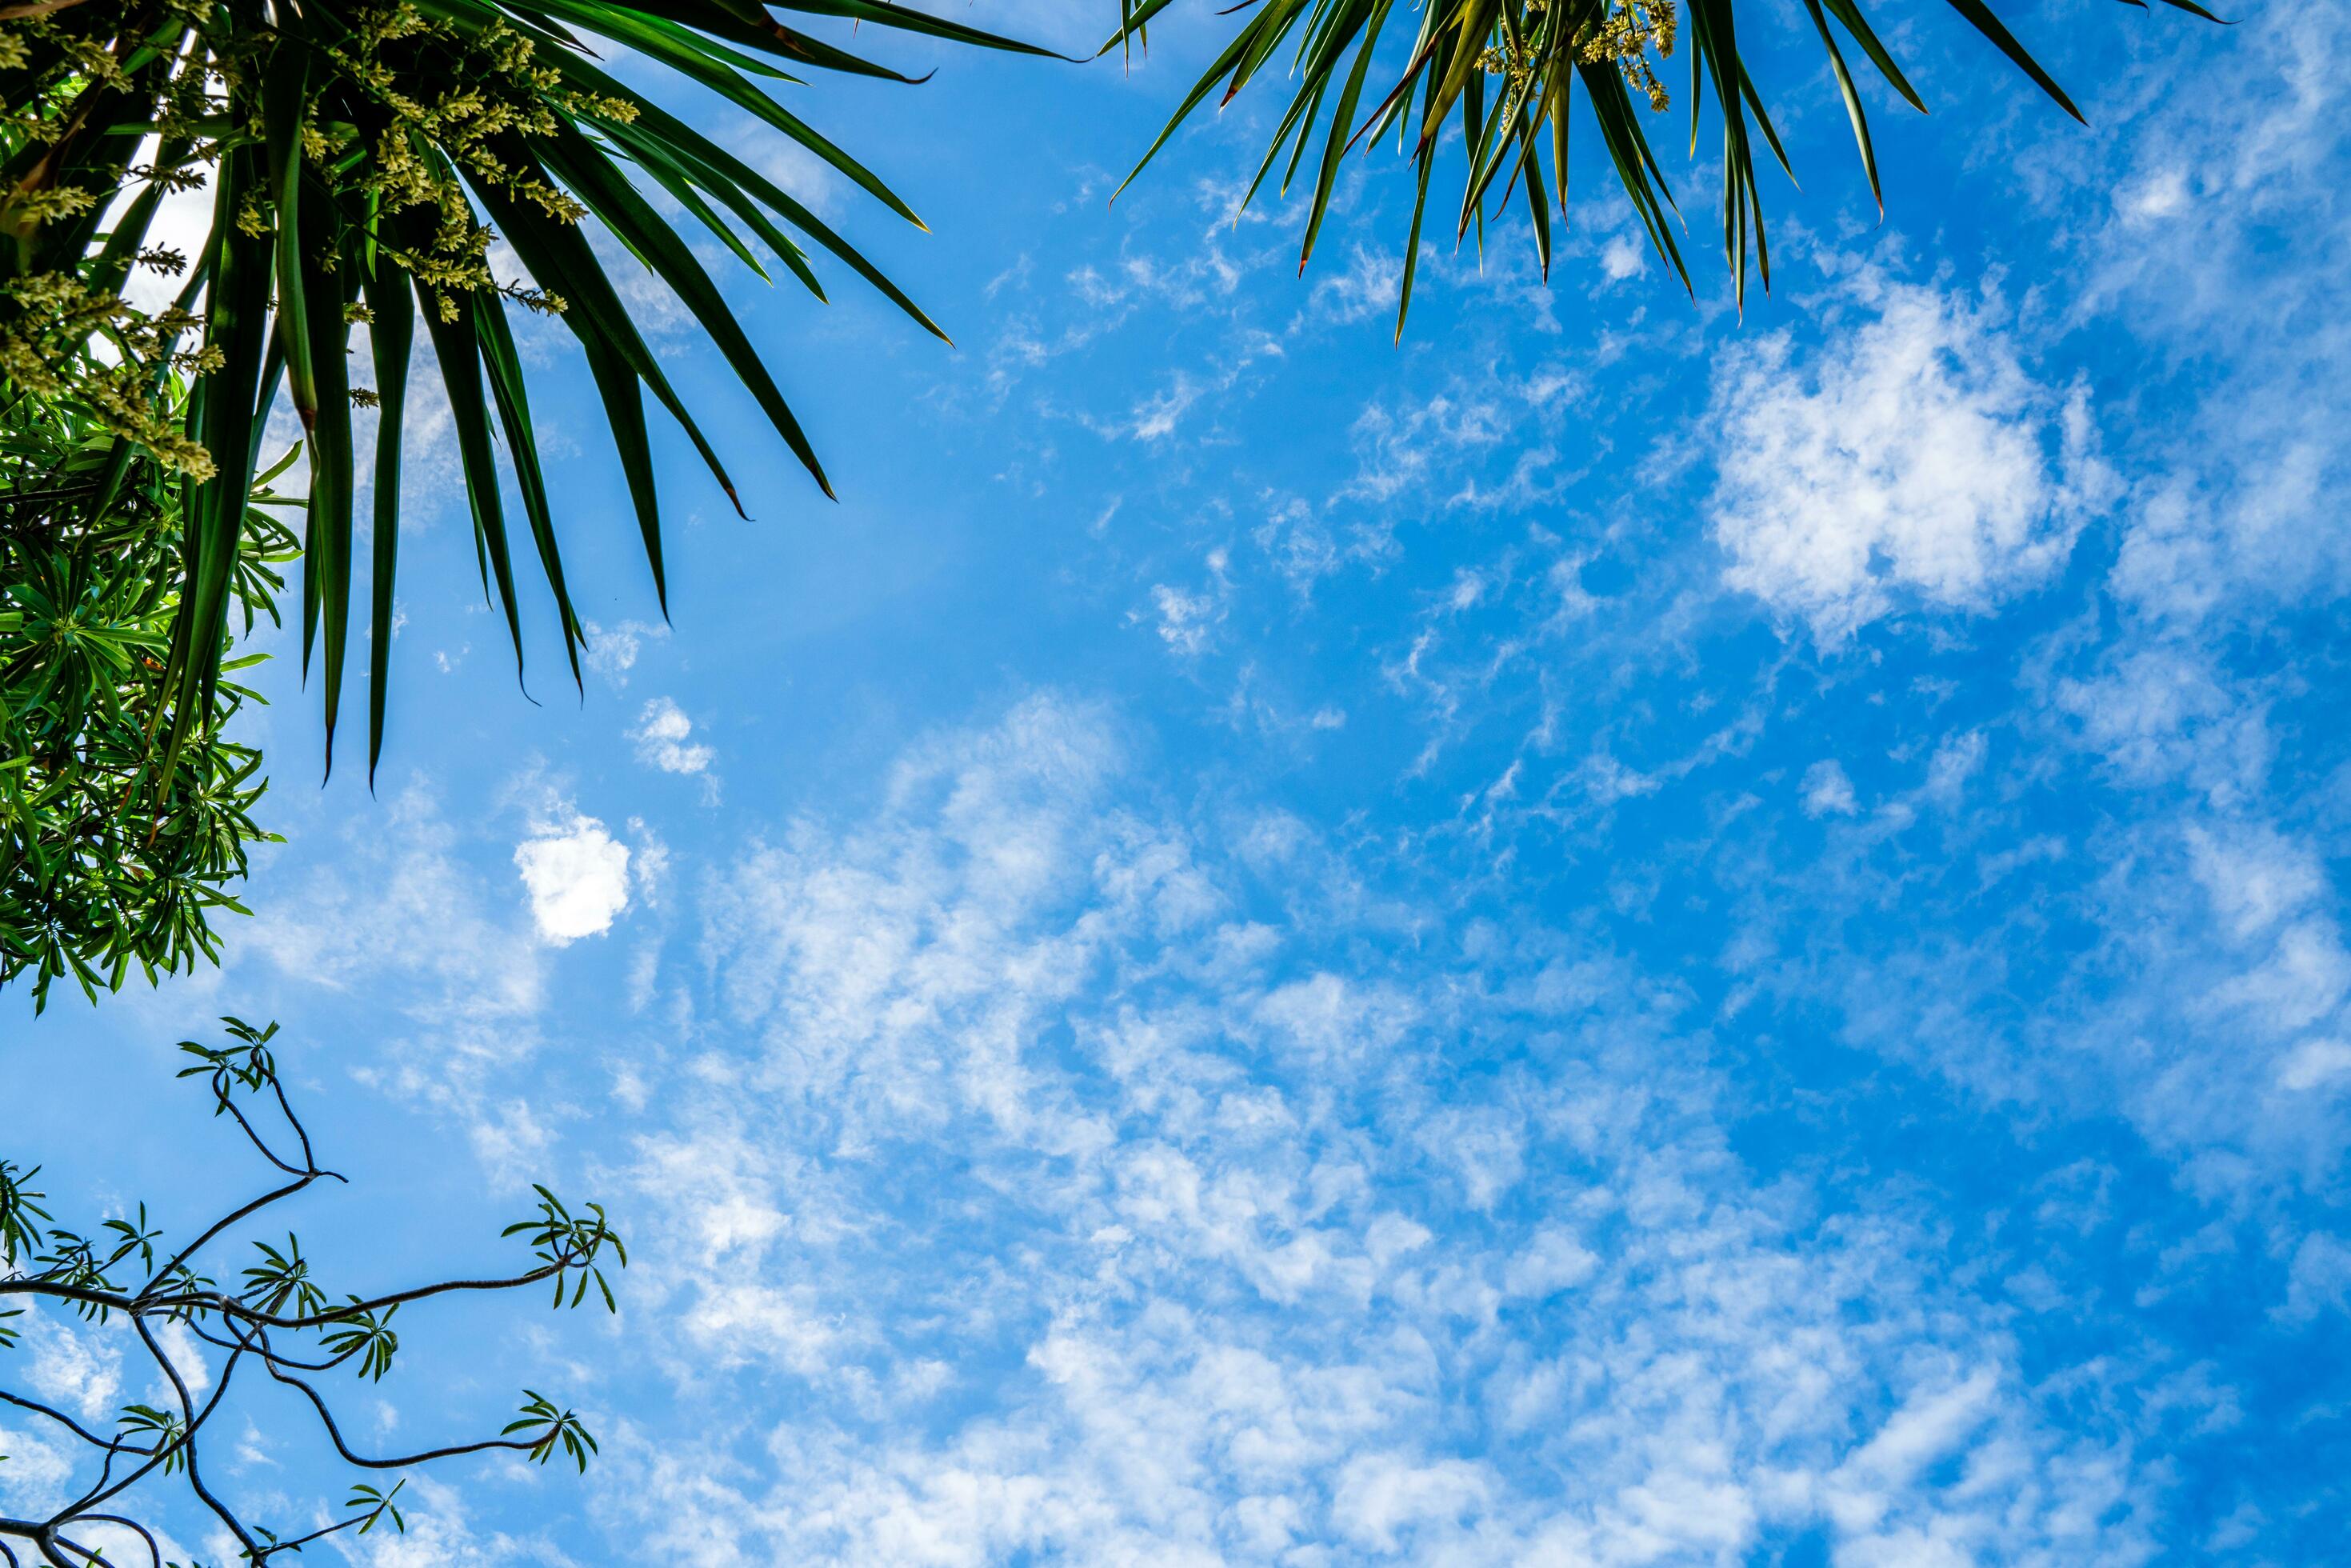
(9, 0, 2350, 1561)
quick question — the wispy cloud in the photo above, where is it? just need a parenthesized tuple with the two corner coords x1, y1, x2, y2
(630, 697, 718, 779)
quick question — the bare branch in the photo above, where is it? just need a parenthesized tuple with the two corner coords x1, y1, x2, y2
(128, 1316, 262, 1562)
(4, 1018, 621, 1559)
(266, 1366, 543, 1470)
(0, 1390, 130, 1454)
(59, 1518, 158, 1568)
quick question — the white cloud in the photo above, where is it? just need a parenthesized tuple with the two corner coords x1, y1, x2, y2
(18, 1311, 121, 1424)
(514, 812, 630, 944)
(236, 782, 574, 1178)
(250, 783, 545, 1024)
(1309, 245, 1405, 325)
(2189, 825, 2327, 942)
(2277, 1038, 2351, 1094)
(1501, 1225, 1597, 1298)
(2117, 166, 2191, 224)
(1600, 234, 1646, 281)
(2078, 6, 2351, 630)
(631, 697, 716, 777)
(1343, 390, 1510, 504)
(583, 618, 668, 686)
(341, 1475, 554, 1568)
(1802, 759, 1860, 818)
(1126, 370, 1223, 442)
(1827, 803, 2351, 1208)
(0, 1420, 74, 1518)
(1710, 279, 2105, 646)
(1330, 1453, 1491, 1551)
(1146, 585, 1220, 658)
(2050, 646, 2270, 806)
(2279, 1232, 2351, 1323)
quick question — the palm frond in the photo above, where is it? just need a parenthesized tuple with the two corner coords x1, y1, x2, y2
(2, 0, 1055, 781)
(1104, 0, 2221, 330)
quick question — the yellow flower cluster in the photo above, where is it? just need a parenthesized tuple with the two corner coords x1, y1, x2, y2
(328, 5, 595, 319)
(0, 274, 218, 479)
(1477, 0, 1677, 113)
(1578, 0, 1676, 110)
(2, 0, 634, 468)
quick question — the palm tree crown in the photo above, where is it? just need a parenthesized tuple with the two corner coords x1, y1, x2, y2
(1, 0, 1051, 779)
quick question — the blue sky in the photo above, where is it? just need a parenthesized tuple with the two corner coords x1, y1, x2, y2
(8, 0, 2351, 1562)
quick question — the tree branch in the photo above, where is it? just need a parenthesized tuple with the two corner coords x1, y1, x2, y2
(60, 1516, 158, 1568)
(0, 0, 94, 22)
(266, 1365, 540, 1470)
(4, 1018, 618, 1558)
(6, 1256, 575, 1329)
(126, 1316, 259, 1562)
(0, 1390, 130, 1454)
(136, 1171, 318, 1300)
(63, 1329, 248, 1521)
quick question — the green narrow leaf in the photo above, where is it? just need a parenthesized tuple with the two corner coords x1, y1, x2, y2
(162, 144, 273, 777)
(534, 122, 835, 498)
(299, 186, 358, 774)
(246, 325, 288, 490)
(1422, 0, 1505, 150)
(598, 119, 823, 294)
(473, 293, 586, 688)
(1255, 66, 1331, 211)
(1110, 19, 1279, 202)
(1580, 60, 1690, 293)
(262, 41, 314, 428)
(534, 0, 934, 230)
(590, 102, 938, 337)
(465, 155, 749, 518)
(766, 0, 1070, 55)
(366, 241, 416, 785)
(548, 0, 950, 82)
(402, 246, 530, 688)
(1458, 62, 1488, 250)
(607, 136, 773, 283)
(577, 331, 669, 615)
(1301, 0, 1392, 274)
(1792, 0, 1877, 210)
(1941, 0, 2084, 122)
(1819, 0, 1928, 112)
(1738, 66, 1797, 186)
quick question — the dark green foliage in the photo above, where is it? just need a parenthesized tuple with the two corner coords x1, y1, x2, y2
(1, 370, 295, 1012)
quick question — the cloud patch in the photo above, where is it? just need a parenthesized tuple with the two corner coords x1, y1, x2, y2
(1709, 280, 2105, 646)
(631, 697, 716, 777)
(514, 811, 630, 944)
(562, 698, 2179, 1565)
